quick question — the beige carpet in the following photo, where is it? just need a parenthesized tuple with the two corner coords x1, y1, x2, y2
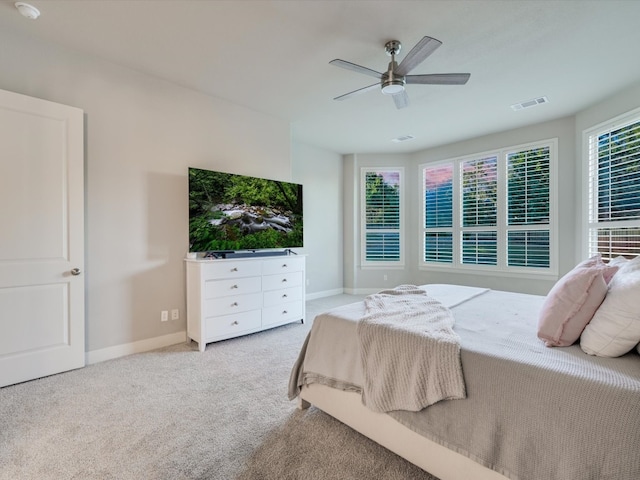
(0, 295, 440, 480)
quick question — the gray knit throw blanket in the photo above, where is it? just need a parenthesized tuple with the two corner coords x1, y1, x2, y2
(357, 285, 466, 413)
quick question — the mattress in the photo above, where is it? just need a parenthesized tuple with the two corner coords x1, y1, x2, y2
(289, 285, 640, 480)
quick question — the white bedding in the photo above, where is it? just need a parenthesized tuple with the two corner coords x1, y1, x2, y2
(289, 285, 640, 480)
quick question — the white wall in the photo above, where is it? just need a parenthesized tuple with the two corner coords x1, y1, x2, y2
(0, 28, 293, 354)
(291, 142, 344, 297)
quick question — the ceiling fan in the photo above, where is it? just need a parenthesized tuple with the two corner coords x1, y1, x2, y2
(330, 36, 470, 109)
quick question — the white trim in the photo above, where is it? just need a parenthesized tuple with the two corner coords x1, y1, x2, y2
(85, 331, 187, 365)
(581, 127, 593, 260)
(343, 287, 383, 295)
(305, 288, 344, 300)
(359, 265, 405, 271)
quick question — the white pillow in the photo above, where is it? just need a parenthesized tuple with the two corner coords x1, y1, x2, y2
(608, 255, 629, 268)
(580, 256, 640, 357)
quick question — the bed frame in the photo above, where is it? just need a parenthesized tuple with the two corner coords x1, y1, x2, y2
(298, 383, 509, 480)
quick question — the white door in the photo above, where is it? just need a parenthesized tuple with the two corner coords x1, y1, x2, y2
(0, 89, 85, 387)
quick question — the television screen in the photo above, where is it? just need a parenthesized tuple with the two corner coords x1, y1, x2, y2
(188, 167, 303, 253)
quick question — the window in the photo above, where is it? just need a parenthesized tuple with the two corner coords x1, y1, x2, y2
(506, 146, 551, 268)
(461, 156, 498, 265)
(424, 163, 453, 263)
(585, 110, 640, 260)
(422, 139, 556, 274)
(362, 168, 403, 265)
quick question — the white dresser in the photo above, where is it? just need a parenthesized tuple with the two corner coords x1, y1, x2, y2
(185, 255, 305, 351)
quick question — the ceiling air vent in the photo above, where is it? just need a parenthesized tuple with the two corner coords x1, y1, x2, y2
(511, 96, 549, 111)
(392, 135, 415, 143)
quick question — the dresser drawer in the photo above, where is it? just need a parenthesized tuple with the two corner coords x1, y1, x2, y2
(262, 257, 305, 276)
(204, 276, 261, 299)
(262, 301, 303, 327)
(205, 310, 261, 339)
(201, 260, 262, 280)
(263, 286, 303, 307)
(204, 292, 262, 317)
(262, 270, 303, 291)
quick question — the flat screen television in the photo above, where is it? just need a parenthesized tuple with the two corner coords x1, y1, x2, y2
(188, 167, 303, 254)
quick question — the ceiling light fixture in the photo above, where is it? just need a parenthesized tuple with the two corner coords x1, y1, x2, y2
(15, 2, 40, 20)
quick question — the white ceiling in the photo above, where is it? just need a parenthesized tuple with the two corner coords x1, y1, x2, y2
(2, 0, 640, 154)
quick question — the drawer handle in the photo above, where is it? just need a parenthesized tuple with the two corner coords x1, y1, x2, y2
(282, 264, 288, 268)
(231, 302, 238, 307)
(232, 320, 239, 325)
(282, 278, 287, 283)
(282, 294, 288, 298)
(282, 310, 288, 315)
(231, 267, 238, 272)
(231, 284, 238, 289)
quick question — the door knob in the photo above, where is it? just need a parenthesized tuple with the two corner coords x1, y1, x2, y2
(70, 268, 81, 276)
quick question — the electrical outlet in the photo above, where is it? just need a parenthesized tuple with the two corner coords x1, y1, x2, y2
(383, 274, 388, 281)
(161, 310, 169, 322)
(171, 309, 179, 320)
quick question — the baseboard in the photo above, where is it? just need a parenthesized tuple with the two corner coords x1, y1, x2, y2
(343, 287, 379, 295)
(85, 331, 187, 365)
(306, 288, 344, 300)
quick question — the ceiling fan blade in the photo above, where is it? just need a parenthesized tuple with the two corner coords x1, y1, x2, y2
(406, 73, 470, 85)
(395, 36, 442, 76)
(329, 59, 382, 79)
(392, 90, 409, 109)
(334, 83, 380, 101)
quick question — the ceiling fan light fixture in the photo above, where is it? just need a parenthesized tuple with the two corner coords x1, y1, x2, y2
(381, 80, 405, 95)
(330, 35, 470, 109)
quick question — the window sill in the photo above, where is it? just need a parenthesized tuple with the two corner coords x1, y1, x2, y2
(418, 263, 558, 281)
(360, 263, 405, 270)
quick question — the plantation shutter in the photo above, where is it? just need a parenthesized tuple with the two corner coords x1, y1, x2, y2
(506, 146, 551, 268)
(588, 115, 640, 259)
(461, 156, 498, 265)
(421, 139, 555, 273)
(424, 163, 453, 263)
(363, 169, 402, 263)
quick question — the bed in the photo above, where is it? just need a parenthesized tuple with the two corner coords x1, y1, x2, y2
(288, 284, 640, 480)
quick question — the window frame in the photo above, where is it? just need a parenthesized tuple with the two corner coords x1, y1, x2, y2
(360, 167, 405, 268)
(582, 107, 640, 260)
(420, 138, 558, 278)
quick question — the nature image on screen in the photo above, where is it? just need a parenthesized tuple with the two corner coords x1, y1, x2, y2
(189, 168, 303, 253)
